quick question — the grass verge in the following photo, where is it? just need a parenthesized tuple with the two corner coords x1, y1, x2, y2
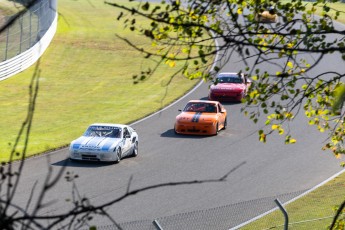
(0, 0, 208, 161)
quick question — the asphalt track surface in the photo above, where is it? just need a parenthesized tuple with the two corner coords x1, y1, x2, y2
(9, 20, 345, 230)
(11, 78, 345, 229)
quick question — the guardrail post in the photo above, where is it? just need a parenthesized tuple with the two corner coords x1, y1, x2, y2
(152, 219, 163, 230)
(275, 198, 289, 230)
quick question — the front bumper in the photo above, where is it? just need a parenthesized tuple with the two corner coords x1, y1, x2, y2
(69, 151, 116, 162)
(175, 122, 216, 135)
(209, 91, 243, 102)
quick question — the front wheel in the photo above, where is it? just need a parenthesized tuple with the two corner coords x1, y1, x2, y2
(114, 148, 122, 163)
(214, 123, 219, 135)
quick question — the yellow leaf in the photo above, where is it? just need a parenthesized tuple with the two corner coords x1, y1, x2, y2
(287, 61, 293, 68)
(278, 128, 284, 135)
(272, 124, 279, 130)
(289, 138, 296, 144)
(237, 8, 243, 14)
(259, 133, 266, 143)
(169, 61, 176, 67)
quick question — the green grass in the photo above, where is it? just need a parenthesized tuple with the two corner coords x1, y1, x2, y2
(0, 0, 205, 161)
(241, 174, 345, 229)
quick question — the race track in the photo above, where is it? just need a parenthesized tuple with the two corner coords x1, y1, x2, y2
(9, 19, 345, 230)
(11, 73, 344, 229)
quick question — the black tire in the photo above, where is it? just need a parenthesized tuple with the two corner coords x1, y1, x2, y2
(114, 148, 122, 163)
(223, 118, 227, 130)
(214, 123, 219, 135)
(131, 141, 138, 157)
(174, 126, 179, 135)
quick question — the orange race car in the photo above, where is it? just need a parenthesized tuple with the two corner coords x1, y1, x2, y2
(174, 100, 227, 135)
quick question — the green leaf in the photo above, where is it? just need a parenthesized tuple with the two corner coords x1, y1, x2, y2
(142, 2, 150, 11)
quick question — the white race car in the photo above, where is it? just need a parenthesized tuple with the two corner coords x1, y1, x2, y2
(69, 123, 138, 163)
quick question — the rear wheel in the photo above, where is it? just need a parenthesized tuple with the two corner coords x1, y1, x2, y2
(223, 118, 227, 130)
(131, 141, 138, 157)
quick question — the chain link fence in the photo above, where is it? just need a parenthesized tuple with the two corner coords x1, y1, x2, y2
(0, 0, 56, 61)
(79, 180, 345, 230)
(80, 190, 307, 230)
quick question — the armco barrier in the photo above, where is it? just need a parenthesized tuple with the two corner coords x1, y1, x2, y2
(0, 0, 57, 81)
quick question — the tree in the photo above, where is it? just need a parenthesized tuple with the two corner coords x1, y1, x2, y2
(107, 0, 345, 162)
(0, 1, 244, 229)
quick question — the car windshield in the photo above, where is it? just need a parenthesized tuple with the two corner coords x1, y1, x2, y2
(216, 75, 243, 84)
(184, 102, 217, 113)
(84, 126, 121, 138)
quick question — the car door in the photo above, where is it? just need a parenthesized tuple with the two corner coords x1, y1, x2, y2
(217, 104, 226, 127)
(122, 127, 132, 156)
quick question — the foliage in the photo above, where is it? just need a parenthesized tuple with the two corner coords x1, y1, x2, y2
(107, 0, 345, 160)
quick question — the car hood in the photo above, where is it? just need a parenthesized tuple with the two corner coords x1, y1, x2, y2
(177, 112, 217, 122)
(70, 136, 121, 152)
(211, 83, 245, 91)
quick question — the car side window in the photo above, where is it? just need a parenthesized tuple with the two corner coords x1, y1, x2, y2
(123, 128, 130, 138)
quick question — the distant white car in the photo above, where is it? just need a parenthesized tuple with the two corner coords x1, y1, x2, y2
(69, 123, 138, 163)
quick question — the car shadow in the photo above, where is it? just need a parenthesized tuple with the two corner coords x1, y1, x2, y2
(220, 101, 242, 106)
(161, 129, 210, 139)
(198, 97, 242, 106)
(52, 158, 116, 168)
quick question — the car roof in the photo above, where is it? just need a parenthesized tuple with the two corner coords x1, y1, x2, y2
(188, 100, 219, 104)
(89, 123, 128, 128)
(217, 72, 243, 76)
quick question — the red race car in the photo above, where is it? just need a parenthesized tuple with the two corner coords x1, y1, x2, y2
(174, 100, 227, 135)
(208, 72, 251, 102)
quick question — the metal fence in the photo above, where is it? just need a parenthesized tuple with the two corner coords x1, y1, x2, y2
(0, 0, 57, 80)
(79, 182, 345, 230)
(95, 190, 307, 230)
